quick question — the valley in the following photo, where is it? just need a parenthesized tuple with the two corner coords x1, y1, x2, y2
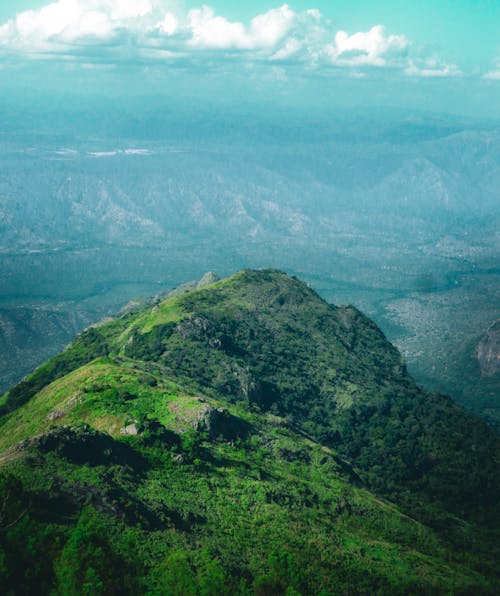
(1, 109, 498, 424)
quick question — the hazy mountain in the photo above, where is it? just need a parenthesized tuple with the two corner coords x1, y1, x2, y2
(1, 106, 499, 425)
(478, 320, 500, 378)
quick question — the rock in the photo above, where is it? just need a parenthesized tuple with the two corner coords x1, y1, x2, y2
(18, 425, 145, 468)
(176, 316, 210, 339)
(477, 320, 500, 377)
(195, 404, 248, 440)
(164, 281, 198, 299)
(46, 410, 65, 422)
(119, 300, 143, 315)
(120, 423, 139, 436)
(65, 393, 82, 408)
(197, 271, 220, 289)
(236, 366, 279, 408)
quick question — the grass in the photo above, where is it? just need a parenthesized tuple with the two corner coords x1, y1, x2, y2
(0, 269, 498, 595)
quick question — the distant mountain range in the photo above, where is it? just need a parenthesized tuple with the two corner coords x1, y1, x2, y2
(1, 127, 499, 251)
(1, 111, 499, 427)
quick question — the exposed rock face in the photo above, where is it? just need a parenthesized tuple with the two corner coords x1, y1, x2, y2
(176, 316, 211, 340)
(46, 410, 66, 422)
(195, 404, 248, 440)
(236, 369, 279, 409)
(197, 271, 220, 288)
(20, 425, 144, 467)
(120, 423, 139, 436)
(477, 320, 500, 377)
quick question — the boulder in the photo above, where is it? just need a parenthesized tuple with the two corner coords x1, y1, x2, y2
(46, 410, 65, 422)
(120, 423, 139, 436)
(195, 404, 248, 440)
(197, 271, 220, 289)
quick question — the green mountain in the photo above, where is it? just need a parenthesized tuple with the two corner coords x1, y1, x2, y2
(0, 269, 498, 595)
(436, 319, 500, 429)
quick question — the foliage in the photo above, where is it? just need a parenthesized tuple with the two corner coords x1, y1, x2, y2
(55, 508, 136, 595)
(0, 269, 498, 594)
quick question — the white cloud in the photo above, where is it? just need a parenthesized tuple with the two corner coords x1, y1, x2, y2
(0, 0, 168, 48)
(405, 58, 462, 78)
(185, 4, 312, 53)
(0, 0, 460, 78)
(325, 25, 409, 67)
(270, 37, 302, 61)
(484, 58, 500, 80)
(248, 4, 295, 49)
(188, 7, 248, 50)
(155, 12, 179, 36)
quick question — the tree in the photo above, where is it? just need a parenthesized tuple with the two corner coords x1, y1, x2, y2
(55, 507, 131, 596)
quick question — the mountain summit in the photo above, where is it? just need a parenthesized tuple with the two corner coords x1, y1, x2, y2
(0, 269, 498, 594)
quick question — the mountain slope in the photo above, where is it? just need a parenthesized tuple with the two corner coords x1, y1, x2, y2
(0, 269, 498, 594)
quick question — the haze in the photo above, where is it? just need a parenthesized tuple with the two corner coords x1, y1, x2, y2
(0, 1, 499, 425)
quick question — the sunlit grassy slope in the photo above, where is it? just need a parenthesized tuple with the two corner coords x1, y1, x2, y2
(0, 270, 498, 594)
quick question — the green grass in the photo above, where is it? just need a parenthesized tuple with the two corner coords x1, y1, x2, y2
(120, 296, 186, 338)
(0, 269, 498, 595)
(1, 396, 493, 594)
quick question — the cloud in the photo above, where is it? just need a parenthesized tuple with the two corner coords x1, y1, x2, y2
(325, 25, 409, 67)
(185, 4, 299, 51)
(0, 0, 170, 51)
(0, 0, 460, 77)
(484, 58, 500, 80)
(187, 7, 248, 50)
(405, 58, 462, 78)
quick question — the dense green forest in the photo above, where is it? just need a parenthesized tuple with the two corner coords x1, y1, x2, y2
(0, 270, 498, 594)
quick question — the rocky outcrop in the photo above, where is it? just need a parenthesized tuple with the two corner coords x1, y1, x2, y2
(120, 423, 139, 436)
(477, 320, 500, 377)
(46, 410, 66, 422)
(197, 271, 220, 289)
(176, 316, 211, 340)
(20, 425, 144, 467)
(195, 404, 248, 440)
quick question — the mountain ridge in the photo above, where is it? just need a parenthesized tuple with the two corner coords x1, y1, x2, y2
(0, 269, 498, 594)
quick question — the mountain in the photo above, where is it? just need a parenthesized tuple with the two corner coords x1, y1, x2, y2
(429, 319, 500, 429)
(0, 270, 498, 594)
(1, 112, 499, 428)
(0, 306, 96, 395)
(478, 320, 500, 378)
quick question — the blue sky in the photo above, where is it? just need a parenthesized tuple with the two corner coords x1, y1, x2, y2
(0, 1, 498, 115)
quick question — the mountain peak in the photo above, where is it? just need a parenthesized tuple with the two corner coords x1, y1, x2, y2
(0, 269, 498, 594)
(197, 271, 220, 288)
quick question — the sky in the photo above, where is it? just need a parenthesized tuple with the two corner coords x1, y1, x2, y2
(0, 1, 498, 115)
